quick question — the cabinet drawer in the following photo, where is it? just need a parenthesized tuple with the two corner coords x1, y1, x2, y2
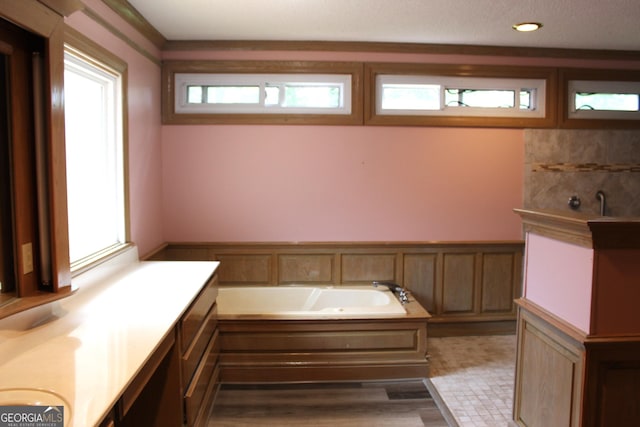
(181, 274, 218, 354)
(184, 332, 220, 426)
(182, 305, 218, 386)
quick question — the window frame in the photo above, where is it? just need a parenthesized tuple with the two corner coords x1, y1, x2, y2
(375, 75, 545, 117)
(560, 68, 640, 128)
(162, 60, 364, 125)
(176, 72, 352, 115)
(64, 28, 131, 275)
(365, 63, 558, 128)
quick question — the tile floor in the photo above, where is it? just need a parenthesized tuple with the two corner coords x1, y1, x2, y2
(428, 335, 517, 427)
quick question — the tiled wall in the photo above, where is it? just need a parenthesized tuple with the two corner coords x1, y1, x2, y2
(524, 129, 640, 217)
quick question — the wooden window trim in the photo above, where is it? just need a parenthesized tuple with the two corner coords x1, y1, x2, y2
(64, 25, 131, 273)
(162, 60, 364, 125)
(364, 63, 559, 128)
(559, 68, 640, 129)
(0, 0, 72, 319)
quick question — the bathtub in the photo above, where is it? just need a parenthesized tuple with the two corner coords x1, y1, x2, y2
(215, 285, 431, 382)
(216, 285, 406, 318)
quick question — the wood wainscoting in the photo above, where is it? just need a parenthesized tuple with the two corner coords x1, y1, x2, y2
(217, 297, 430, 383)
(150, 241, 524, 335)
(513, 300, 640, 427)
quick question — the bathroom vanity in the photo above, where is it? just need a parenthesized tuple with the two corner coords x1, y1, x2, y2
(512, 209, 640, 427)
(0, 248, 220, 427)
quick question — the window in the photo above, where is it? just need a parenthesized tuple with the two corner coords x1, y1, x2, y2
(366, 64, 556, 128)
(376, 75, 545, 118)
(162, 61, 364, 125)
(568, 80, 640, 119)
(558, 68, 640, 128)
(176, 73, 351, 115)
(64, 45, 128, 270)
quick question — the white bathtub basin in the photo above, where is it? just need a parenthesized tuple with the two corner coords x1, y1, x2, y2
(217, 286, 406, 318)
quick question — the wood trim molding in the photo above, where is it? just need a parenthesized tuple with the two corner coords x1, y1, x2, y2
(81, 5, 160, 66)
(515, 208, 594, 247)
(101, 0, 166, 49)
(515, 208, 640, 249)
(38, 0, 84, 17)
(162, 39, 640, 61)
(515, 297, 588, 343)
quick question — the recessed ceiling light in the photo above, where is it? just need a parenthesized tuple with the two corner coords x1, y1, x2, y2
(512, 22, 543, 32)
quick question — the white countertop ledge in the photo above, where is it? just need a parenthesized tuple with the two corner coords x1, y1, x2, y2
(0, 246, 219, 427)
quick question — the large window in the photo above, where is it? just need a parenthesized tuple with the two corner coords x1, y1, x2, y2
(64, 44, 128, 270)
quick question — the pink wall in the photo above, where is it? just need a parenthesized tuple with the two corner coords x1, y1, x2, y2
(66, 2, 165, 257)
(523, 233, 594, 333)
(57, 4, 640, 253)
(162, 125, 524, 242)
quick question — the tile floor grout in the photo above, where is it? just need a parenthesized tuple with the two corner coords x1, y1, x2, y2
(428, 335, 516, 427)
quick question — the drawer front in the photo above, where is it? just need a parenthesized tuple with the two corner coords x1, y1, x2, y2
(182, 304, 218, 386)
(181, 274, 218, 353)
(184, 332, 220, 426)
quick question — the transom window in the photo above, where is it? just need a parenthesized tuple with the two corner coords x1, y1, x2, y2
(175, 73, 351, 115)
(568, 80, 640, 119)
(376, 75, 545, 118)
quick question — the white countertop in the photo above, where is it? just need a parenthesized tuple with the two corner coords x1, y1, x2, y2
(0, 247, 219, 427)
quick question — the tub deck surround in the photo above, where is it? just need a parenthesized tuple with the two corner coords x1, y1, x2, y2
(0, 250, 219, 427)
(512, 209, 640, 427)
(217, 286, 431, 383)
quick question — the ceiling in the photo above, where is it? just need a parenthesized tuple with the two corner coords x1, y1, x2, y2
(127, 0, 640, 51)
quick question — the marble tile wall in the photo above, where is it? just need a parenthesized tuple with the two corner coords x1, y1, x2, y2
(524, 129, 640, 217)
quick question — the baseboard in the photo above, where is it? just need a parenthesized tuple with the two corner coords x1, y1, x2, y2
(428, 320, 517, 337)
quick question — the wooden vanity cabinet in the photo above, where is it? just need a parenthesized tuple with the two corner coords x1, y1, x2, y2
(179, 273, 221, 427)
(100, 273, 220, 427)
(118, 330, 183, 427)
(512, 210, 640, 427)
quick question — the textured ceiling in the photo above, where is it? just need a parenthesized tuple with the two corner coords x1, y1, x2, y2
(128, 0, 640, 51)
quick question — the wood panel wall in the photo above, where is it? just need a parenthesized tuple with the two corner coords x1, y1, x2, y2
(150, 242, 523, 333)
(512, 300, 640, 427)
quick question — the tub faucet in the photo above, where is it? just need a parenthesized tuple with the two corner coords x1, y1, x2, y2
(372, 281, 409, 304)
(596, 190, 606, 216)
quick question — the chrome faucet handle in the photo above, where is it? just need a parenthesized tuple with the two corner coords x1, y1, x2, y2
(373, 281, 410, 303)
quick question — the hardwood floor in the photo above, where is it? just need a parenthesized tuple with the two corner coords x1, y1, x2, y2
(209, 380, 451, 426)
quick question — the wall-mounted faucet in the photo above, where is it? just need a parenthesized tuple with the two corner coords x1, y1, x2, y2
(596, 191, 606, 216)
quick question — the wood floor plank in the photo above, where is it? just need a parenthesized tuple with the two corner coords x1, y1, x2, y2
(209, 381, 450, 426)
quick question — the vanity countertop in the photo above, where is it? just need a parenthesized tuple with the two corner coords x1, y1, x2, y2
(0, 253, 219, 427)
